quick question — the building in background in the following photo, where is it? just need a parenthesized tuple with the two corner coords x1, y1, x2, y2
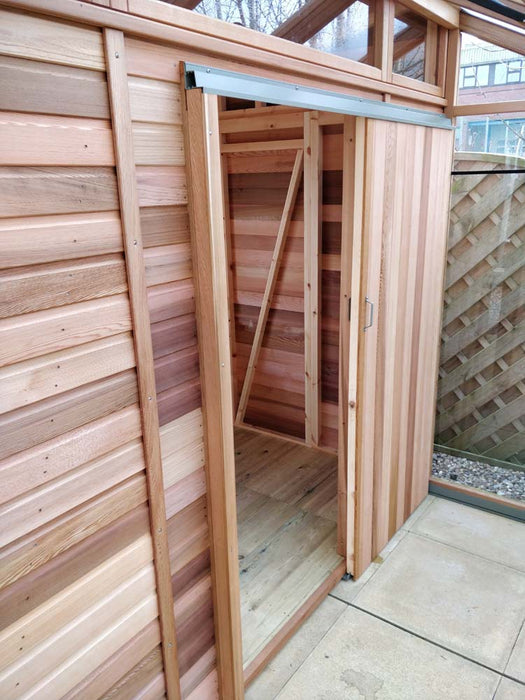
(456, 34, 525, 156)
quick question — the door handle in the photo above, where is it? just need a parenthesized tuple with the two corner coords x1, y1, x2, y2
(364, 296, 374, 331)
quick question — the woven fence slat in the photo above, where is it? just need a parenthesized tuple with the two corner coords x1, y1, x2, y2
(435, 153, 525, 468)
(443, 241, 524, 326)
(438, 321, 525, 399)
(446, 394, 525, 452)
(449, 172, 525, 248)
(440, 286, 524, 364)
(436, 355, 525, 433)
(446, 186, 525, 287)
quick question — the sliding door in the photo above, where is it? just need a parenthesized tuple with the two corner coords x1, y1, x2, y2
(345, 119, 454, 577)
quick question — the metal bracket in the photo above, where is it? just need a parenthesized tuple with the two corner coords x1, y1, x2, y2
(364, 296, 374, 331)
(183, 63, 453, 130)
(341, 572, 352, 581)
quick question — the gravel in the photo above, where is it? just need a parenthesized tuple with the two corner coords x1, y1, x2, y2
(432, 451, 525, 502)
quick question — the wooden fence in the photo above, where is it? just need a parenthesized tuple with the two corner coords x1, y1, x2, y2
(435, 152, 525, 468)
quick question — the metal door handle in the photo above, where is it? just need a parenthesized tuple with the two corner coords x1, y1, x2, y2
(364, 296, 374, 331)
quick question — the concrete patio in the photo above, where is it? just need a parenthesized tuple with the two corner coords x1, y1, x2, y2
(247, 496, 525, 699)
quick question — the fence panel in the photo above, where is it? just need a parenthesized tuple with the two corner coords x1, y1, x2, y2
(435, 153, 525, 468)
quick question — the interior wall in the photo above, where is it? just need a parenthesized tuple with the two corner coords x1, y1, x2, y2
(223, 109, 343, 449)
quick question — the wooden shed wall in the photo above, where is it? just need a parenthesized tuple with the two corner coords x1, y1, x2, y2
(124, 36, 216, 693)
(0, 10, 163, 699)
(0, 1, 456, 697)
(0, 8, 216, 699)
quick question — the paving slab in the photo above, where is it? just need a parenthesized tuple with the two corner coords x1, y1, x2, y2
(506, 623, 525, 684)
(246, 596, 346, 700)
(276, 606, 499, 699)
(494, 678, 525, 699)
(412, 498, 525, 572)
(354, 532, 525, 671)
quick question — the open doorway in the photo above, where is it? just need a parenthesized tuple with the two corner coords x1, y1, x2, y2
(183, 69, 453, 694)
(219, 97, 349, 675)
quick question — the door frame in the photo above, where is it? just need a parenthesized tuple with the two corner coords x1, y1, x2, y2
(183, 86, 360, 698)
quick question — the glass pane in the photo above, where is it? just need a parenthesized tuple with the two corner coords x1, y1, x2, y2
(194, 0, 303, 34)
(434, 141, 525, 502)
(195, 0, 376, 66)
(455, 114, 525, 158)
(393, 2, 426, 82)
(305, 1, 375, 65)
(458, 32, 525, 107)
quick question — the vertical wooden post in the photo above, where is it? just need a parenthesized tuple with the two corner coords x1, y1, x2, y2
(425, 21, 439, 84)
(444, 28, 461, 117)
(103, 28, 181, 700)
(304, 111, 322, 447)
(375, 0, 395, 82)
(182, 87, 244, 700)
(354, 119, 387, 579)
(337, 117, 353, 560)
(342, 117, 366, 574)
(218, 97, 239, 417)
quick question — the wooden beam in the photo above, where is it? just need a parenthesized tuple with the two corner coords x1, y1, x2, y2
(221, 138, 304, 153)
(425, 21, 439, 84)
(459, 11, 525, 54)
(452, 99, 525, 116)
(343, 117, 366, 574)
(396, 0, 459, 28)
(304, 112, 322, 447)
(236, 149, 304, 425)
(1, 0, 450, 108)
(436, 26, 448, 90)
(273, 0, 356, 44)
(170, 0, 201, 8)
(445, 28, 460, 115)
(182, 87, 244, 700)
(450, 0, 525, 33)
(430, 477, 525, 513)
(104, 28, 181, 700)
(375, 0, 395, 81)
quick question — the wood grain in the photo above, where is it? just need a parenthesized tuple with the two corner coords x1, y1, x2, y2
(0, 7, 105, 70)
(0, 112, 115, 166)
(0, 167, 119, 217)
(0, 55, 110, 118)
(0, 332, 135, 414)
(0, 254, 127, 317)
(104, 28, 181, 699)
(0, 294, 132, 368)
(0, 211, 123, 268)
(183, 87, 244, 699)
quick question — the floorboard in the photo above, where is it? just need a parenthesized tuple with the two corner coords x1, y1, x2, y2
(235, 426, 342, 668)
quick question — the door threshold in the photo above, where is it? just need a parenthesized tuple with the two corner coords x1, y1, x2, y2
(243, 560, 346, 687)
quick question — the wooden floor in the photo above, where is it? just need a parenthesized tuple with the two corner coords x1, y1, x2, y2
(234, 426, 343, 668)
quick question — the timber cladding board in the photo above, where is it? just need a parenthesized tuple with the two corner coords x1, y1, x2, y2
(0, 9, 184, 700)
(124, 37, 217, 697)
